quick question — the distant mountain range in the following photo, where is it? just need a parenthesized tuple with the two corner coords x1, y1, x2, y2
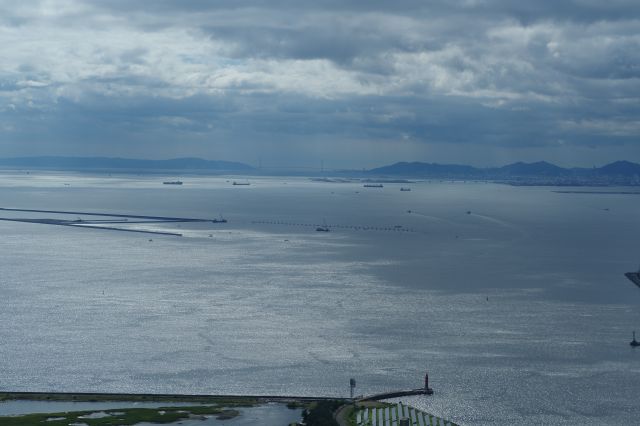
(0, 156, 254, 171)
(369, 160, 640, 179)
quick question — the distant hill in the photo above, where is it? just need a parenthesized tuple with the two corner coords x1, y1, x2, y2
(496, 161, 571, 176)
(0, 156, 254, 172)
(596, 160, 640, 176)
(369, 161, 640, 176)
(367, 160, 640, 183)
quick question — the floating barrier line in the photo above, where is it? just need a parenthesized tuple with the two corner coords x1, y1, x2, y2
(0, 207, 210, 222)
(251, 220, 416, 233)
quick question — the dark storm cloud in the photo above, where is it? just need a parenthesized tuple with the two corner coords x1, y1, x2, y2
(0, 0, 638, 167)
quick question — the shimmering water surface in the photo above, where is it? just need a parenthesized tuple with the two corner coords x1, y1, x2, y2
(1, 171, 639, 425)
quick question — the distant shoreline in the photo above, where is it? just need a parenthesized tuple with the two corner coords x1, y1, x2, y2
(1, 167, 639, 187)
(553, 190, 640, 195)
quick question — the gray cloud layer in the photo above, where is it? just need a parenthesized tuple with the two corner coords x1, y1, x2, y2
(0, 0, 638, 167)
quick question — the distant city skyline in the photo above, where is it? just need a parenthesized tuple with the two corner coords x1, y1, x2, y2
(1, 1, 639, 168)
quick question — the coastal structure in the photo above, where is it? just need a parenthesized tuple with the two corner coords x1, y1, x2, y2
(358, 372, 433, 402)
(625, 267, 640, 288)
(0, 207, 225, 236)
(212, 214, 227, 223)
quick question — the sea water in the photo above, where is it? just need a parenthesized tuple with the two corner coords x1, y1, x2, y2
(0, 171, 639, 425)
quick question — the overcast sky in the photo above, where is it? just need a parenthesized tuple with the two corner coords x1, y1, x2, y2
(0, 0, 638, 168)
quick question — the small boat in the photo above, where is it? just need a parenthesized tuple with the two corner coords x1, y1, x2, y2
(233, 181, 250, 186)
(631, 331, 639, 347)
(400, 187, 411, 191)
(163, 181, 183, 185)
(363, 184, 383, 188)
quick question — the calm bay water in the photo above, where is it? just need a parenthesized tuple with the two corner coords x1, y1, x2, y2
(0, 171, 639, 425)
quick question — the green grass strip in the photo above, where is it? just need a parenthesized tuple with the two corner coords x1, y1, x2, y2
(0, 405, 238, 426)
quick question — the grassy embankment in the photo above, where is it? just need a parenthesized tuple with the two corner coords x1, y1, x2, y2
(0, 405, 239, 426)
(0, 393, 265, 426)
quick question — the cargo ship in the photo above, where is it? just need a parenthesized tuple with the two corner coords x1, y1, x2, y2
(363, 184, 383, 188)
(163, 181, 183, 185)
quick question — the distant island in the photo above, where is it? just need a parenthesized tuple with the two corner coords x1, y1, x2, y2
(368, 160, 640, 186)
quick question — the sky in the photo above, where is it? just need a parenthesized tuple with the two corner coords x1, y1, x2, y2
(0, 0, 639, 169)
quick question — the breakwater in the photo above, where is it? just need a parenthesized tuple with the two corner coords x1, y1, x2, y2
(0, 207, 211, 222)
(358, 388, 433, 402)
(0, 207, 226, 236)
